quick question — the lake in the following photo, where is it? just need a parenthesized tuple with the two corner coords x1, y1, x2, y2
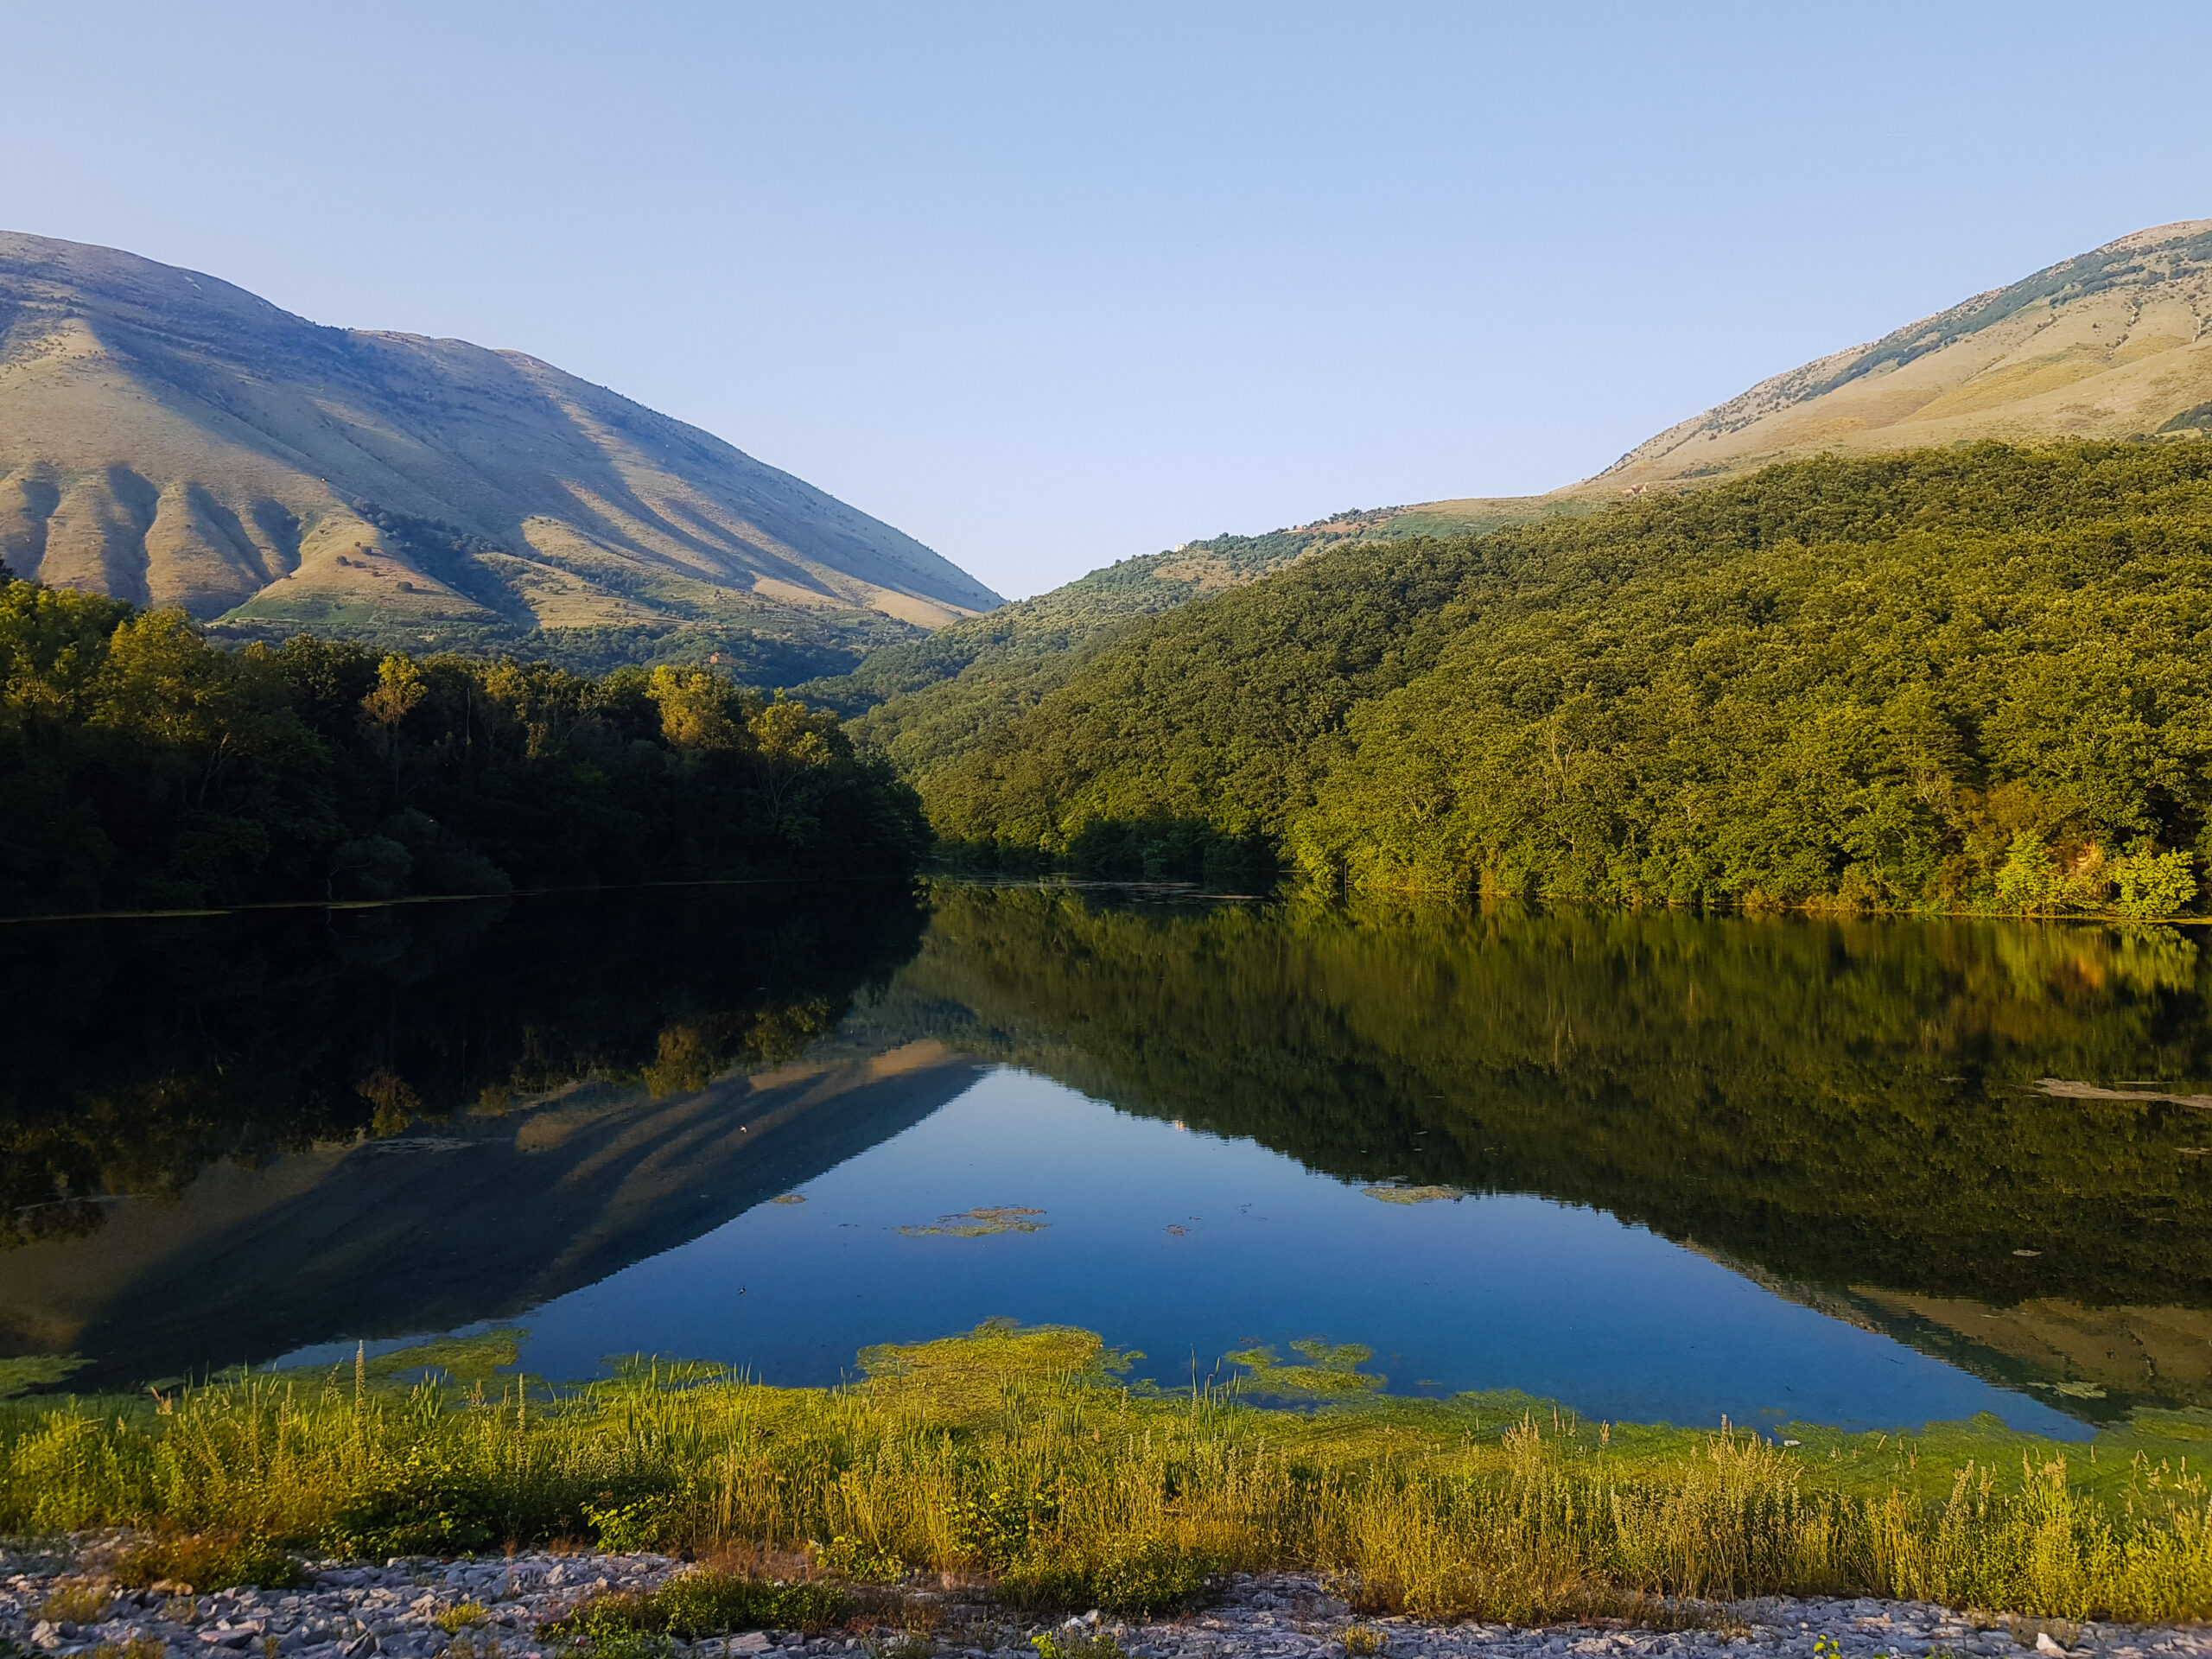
(6, 880, 2210, 1437)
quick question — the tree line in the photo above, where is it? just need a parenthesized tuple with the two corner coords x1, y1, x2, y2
(0, 570, 925, 915)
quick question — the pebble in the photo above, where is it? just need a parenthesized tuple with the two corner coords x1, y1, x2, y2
(2, 1551, 2208, 1659)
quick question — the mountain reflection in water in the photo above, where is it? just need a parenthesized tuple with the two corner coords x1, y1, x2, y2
(4, 882, 2210, 1425)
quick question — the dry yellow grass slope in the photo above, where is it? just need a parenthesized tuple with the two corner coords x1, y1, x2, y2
(0, 232, 1001, 630)
(1589, 219, 2212, 493)
(1370, 221, 2212, 538)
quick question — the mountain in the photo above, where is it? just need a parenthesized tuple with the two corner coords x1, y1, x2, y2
(0, 232, 1001, 675)
(835, 220, 2212, 799)
(1368, 219, 2212, 524)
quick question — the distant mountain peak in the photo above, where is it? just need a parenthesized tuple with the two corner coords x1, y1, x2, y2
(0, 231, 1001, 648)
(1593, 219, 2212, 488)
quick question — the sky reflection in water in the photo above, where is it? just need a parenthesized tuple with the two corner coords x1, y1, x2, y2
(481, 1068, 2085, 1437)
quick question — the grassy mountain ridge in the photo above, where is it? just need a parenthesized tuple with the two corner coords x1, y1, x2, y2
(0, 232, 1000, 677)
(1582, 219, 2212, 494)
(915, 439, 2212, 912)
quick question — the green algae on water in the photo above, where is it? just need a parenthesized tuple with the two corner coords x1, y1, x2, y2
(899, 1205, 1048, 1236)
(1363, 1185, 1465, 1205)
(1227, 1338, 1385, 1396)
(0, 1354, 88, 1399)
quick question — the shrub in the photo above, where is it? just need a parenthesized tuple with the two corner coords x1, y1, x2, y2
(549, 1570, 852, 1643)
(584, 1495, 681, 1552)
(110, 1534, 302, 1592)
(997, 1541, 1211, 1617)
(326, 1459, 501, 1559)
(35, 1585, 112, 1624)
(2112, 842, 2199, 917)
(816, 1533, 905, 1582)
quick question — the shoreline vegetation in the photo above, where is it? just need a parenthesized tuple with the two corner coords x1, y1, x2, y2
(6, 1326, 2212, 1624)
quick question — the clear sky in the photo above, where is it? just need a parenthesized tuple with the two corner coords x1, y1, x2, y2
(3, 2, 2208, 600)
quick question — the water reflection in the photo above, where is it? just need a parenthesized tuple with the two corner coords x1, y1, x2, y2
(3, 882, 2209, 1424)
(887, 888, 2212, 1416)
(0, 887, 939, 1388)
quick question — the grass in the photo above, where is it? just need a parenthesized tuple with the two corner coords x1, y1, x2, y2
(4, 1323, 2212, 1623)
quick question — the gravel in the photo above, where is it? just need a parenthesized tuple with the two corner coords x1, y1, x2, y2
(2, 1551, 2206, 1659)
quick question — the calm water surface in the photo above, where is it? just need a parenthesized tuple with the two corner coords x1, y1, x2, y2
(7, 881, 2211, 1435)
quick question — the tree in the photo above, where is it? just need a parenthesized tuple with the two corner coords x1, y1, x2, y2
(358, 654, 428, 803)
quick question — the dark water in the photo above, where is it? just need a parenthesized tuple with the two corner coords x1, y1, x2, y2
(8, 881, 2212, 1433)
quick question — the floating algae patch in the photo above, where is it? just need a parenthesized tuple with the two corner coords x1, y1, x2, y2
(899, 1205, 1048, 1236)
(1363, 1185, 1465, 1205)
(601, 1356, 734, 1386)
(856, 1319, 1138, 1419)
(1228, 1338, 1386, 1397)
(0, 1354, 90, 1399)
(356, 1329, 525, 1385)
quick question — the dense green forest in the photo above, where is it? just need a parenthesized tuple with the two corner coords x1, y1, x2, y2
(801, 502, 1590, 728)
(0, 572, 925, 916)
(913, 442, 2212, 913)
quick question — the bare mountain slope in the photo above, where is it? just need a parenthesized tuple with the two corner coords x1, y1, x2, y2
(1344, 220, 2212, 537)
(0, 232, 1000, 653)
(1590, 219, 2212, 493)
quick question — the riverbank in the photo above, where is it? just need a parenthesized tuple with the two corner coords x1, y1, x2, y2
(5, 1326, 2211, 1624)
(3, 1552, 2209, 1659)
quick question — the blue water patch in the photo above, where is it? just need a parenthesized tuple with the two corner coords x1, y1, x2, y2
(499, 1066, 2086, 1437)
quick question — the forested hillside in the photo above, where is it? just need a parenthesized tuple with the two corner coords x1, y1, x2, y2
(798, 522, 1367, 756)
(0, 571, 924, 915)
(810, 504, 1593, 780)
(918, 441, 2212, 914)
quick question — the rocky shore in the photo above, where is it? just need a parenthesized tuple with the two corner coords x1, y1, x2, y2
(2, 1551, 2206, 1659)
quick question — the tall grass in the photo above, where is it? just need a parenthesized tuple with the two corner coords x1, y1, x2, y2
(4, 1326, 2209, 1623)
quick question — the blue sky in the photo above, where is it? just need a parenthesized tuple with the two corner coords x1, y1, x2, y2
(4, 2, 2208, 598)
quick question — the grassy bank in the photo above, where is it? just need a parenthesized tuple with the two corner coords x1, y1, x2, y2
(4, 1325, 2211, 1624)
